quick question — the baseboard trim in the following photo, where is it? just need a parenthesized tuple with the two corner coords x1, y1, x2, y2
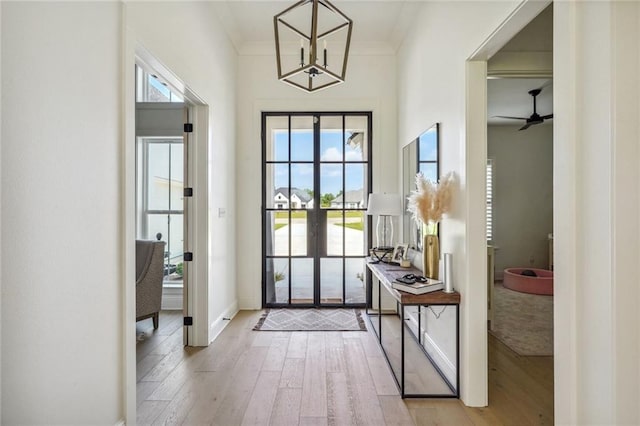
(209, 301, 239, 343)
(161, 287, 183, 310)
(422, 331, 457, 386)
(405, 310, 457, 386)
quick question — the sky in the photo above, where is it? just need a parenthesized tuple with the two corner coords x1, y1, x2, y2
(267, 124, 438, 196)
(270, 129, 367, 196)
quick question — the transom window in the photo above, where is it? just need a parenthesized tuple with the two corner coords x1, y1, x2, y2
(136, 65, 183, 103)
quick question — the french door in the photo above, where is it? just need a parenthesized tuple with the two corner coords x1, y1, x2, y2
(262, 112, 372, 307)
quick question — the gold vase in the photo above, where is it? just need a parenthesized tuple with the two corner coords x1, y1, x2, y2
(423, 234, 440, 279)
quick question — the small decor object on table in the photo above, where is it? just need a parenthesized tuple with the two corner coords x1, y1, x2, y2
(407, 171, 455, 279)
(391, 243, 408, 264)
(392, 274, 444, 294)
(443, 252, 454, 293)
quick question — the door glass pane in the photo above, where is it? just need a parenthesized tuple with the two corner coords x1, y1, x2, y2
(290, 116, 314, 161)
(291, 258, 313, 304)
(321, 258, 343, 304)
(320, 116, 344, 161)
(273, 258, 290, 304)
(291, 164, 314, 208)
(326, 210, 344, 256)
(344, 164, 366, 205)
(344, 210, 365, 256)
(266, 211, 289, 256)
(345, 258, 366, 303)
(320, 164, 343, 209)
(345, 115, 368, 162)
(291, 211, 308, 256)
(267, 164, 289, 209)
(266, 116, 290, 162)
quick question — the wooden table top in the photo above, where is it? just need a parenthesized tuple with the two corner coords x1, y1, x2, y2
(366, 259, 461, 305)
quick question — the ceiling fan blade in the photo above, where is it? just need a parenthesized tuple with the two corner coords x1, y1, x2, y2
(537, 79, 553, 91)
(519, 123, 532, 131)
(541, 114, 553, 120)
(494, 115, 528, 120)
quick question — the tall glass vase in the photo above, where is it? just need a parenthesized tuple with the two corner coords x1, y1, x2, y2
(423, 234, 440, 279)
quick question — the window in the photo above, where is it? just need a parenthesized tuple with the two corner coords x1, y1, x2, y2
(137, 138, 184, 287)
(136, 65, 183, 103)
(486, 159, 493, 242)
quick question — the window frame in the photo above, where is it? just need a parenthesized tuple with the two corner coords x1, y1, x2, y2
(138, 137, 185, 287)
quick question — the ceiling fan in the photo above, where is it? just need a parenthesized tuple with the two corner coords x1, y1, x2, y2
(495, 88, 553, 131)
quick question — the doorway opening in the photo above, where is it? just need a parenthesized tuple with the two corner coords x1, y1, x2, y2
(134, 64, 191, 344)
(262, 112, 372, 308)
(467, 2, 554, 422)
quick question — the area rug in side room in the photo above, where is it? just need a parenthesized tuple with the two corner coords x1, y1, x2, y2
(489, 283, 554, 356)
(253, 308, 366, 332)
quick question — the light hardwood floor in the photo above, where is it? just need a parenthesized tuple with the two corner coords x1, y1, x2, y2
(136, 310, 553, 425)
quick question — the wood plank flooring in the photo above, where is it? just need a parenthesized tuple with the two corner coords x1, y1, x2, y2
(136, 310, 553, 425)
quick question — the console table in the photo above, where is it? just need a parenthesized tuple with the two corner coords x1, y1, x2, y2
(366, 259, 460, 398)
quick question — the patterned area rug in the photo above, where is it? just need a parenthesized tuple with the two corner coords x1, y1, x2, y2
(490, 283, 553, 356)
(253, 308, 366, 331)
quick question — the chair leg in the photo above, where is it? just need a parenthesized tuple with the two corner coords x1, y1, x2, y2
(153, 312, 159, 329)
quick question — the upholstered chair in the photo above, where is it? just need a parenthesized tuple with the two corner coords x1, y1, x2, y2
(136, 239, 166, 329)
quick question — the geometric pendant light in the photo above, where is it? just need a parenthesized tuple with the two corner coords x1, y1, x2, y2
(274, 0, 353, 92)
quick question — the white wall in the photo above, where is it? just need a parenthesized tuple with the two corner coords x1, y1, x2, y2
(554, 1, 640, 423)
(235, 52, 397, 309)
(488, 124, 553, 278)
(0, 3, 3, 420)
(397, 0, 521, 406)
(125, 1, 238, 344)
(1, 3, 123, 423)
(0, 2, 238, 423)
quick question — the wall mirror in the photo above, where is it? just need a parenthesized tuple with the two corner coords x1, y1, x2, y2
(402, 123, 439, 251)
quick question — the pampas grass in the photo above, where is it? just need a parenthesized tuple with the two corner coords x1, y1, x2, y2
(407, 172, 455, 228)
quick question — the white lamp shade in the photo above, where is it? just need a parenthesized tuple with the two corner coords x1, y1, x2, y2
(366, 193, 402, 216)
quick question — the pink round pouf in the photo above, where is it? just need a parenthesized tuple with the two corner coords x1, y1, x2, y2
(503, 268, 553, 295)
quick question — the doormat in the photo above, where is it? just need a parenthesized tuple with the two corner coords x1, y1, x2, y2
(253, 308, 367, 332)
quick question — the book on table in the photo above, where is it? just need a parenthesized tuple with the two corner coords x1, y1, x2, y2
(392, 278, 444, 294)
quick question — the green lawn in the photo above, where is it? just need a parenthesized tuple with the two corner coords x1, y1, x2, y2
(335, 222, 364, 231)
(274, 210, 364, 219)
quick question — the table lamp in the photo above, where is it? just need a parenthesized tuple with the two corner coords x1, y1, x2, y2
(366, 193, 402, 252)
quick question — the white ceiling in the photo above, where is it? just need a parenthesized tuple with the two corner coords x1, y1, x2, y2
(211, 0, 553, 126)
(487, 4, 553, 126)
(210, 1, 423, 55)
(487, 78, 553, 126)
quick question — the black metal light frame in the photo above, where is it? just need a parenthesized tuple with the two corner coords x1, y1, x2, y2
(274, 0, 353, 92)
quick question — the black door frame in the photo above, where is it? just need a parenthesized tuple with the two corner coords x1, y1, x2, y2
(261, 111, 373, 308)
